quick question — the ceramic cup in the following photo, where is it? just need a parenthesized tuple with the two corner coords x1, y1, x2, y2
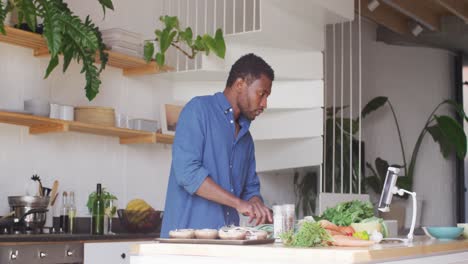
(457, 223, 468, 239)
(49, 103, 60, 119)
(59, 105, 74, 121)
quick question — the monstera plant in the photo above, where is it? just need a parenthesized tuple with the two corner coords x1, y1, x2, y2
(0, 0, 114, 101)
(363, 97, 467, 196)
(144, 15, 226, 66)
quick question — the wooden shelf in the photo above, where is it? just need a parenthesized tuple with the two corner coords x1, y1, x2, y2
(0, 26, 172, 76)
(0, 111, 174, 145)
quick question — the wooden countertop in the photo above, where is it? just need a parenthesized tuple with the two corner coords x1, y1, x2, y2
(132, 237, 468, 264)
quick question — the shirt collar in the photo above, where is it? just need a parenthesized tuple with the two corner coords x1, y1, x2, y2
(215, 92, 232, 112)
(214, 92, 251, 128)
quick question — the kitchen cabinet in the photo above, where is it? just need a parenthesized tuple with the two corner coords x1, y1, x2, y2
(84, 241, 153, 264)
(0, 111, 174, 145)
(0, 26, 172, 76)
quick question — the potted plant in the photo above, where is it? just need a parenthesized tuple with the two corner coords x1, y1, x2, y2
(0, 0, 114, 101)
(363, 97, 467, 197)
(143, 15, 226, 67)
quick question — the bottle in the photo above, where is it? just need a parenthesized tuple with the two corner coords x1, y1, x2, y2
(283, 204, 296, 233)
(59, 191, 69, 233)
(92, 184, 105, 235)
(68, 191, 76, 234)
(272, 205, 284, 242)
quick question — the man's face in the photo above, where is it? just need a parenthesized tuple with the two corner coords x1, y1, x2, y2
(237, 74, 272, 121)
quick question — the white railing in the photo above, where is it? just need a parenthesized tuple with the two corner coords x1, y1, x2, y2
(322, 15, 364, 196)
(159, 0, 262, 72)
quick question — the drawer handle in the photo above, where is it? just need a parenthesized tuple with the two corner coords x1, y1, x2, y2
(121, 253, 126, 259)
(66, 250, 73, 257)
(39, 251, 48, 258)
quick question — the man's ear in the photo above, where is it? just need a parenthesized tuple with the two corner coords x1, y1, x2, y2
(233, 78, 245, 93)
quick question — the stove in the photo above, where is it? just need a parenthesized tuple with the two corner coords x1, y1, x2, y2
(0, 227, 83, 264)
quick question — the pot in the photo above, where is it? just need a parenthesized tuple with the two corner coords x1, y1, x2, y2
(8, 196, 49, 229)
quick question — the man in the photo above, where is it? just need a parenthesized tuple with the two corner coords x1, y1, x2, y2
(161, 53, 274, 238)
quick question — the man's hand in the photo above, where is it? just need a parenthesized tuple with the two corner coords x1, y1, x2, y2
(236, 196, 272, 226)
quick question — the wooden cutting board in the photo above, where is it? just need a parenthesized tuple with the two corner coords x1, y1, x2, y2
(156, 238, 275, 245)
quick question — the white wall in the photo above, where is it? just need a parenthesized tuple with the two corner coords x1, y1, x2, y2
(325, 19, 456, 226)
(0, 41, 173, 217)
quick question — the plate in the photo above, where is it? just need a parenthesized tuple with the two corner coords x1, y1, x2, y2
(156, 238, 275, 245)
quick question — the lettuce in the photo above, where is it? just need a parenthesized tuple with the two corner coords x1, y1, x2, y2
(318, 200, 374, 226)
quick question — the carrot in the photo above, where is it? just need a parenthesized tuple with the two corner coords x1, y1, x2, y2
(326, 229, 344, 236)
(338, 226, 355, 236)
(318, 220, 341, 233)
(331, 235, 376, 247)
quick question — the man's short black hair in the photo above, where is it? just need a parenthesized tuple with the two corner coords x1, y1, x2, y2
(226, 53, 275, 88)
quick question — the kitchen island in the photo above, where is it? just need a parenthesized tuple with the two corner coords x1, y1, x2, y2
(130, 237, 468, 264)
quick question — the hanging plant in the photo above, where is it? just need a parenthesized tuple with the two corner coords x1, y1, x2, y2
(0, 0, 114, 101)
(144, 15, 226, 66)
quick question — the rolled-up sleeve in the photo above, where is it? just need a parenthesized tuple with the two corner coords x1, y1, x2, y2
(172, 99, 210, 194)
(241, 143, 262, 201)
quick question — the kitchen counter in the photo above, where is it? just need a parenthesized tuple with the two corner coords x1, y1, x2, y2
(130, 237, 468, 264)
(0, 232, 159, 244)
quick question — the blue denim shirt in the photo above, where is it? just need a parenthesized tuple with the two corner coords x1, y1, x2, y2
(160, 92, 262, 238)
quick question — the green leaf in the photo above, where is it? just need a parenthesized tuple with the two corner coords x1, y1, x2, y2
(155, 29, 162, 38)
(98, 0, 114, 16)
(202, 34, 216, 55)
(361, 96, 388, 119)
(375, 157, 389, 179)
(443, 99, 468, 122)
(14, 0, 37, 32)
(155, 52, 165, 66)
(181, 27, 193, 46)
(144, 41, 155, 63)
(161, 15, 179, 30)
(213, 28, 225, 58)
(62, 44, 74, 72)
(0, 1, 7, 35)
(427, 124, 452, 158)
(41, 2, 63, 57)
(159, 28, 171, 53)
(44, 55, 59, 79)
(193, 36, 205, 51)
(429, 115, 467, 159)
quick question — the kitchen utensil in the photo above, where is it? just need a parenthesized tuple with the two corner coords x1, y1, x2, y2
(425, 227, 464, 240)
(50, 192, 59, 206)
(42, 187, 51, 196)
(49, 180, 59, 206)
(8, 196, 50, 229)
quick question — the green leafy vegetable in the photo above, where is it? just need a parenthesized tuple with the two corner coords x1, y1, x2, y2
(319, 200, 374, 226)
(86, 188, 117, 213)
(280, 222, 331, 247)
